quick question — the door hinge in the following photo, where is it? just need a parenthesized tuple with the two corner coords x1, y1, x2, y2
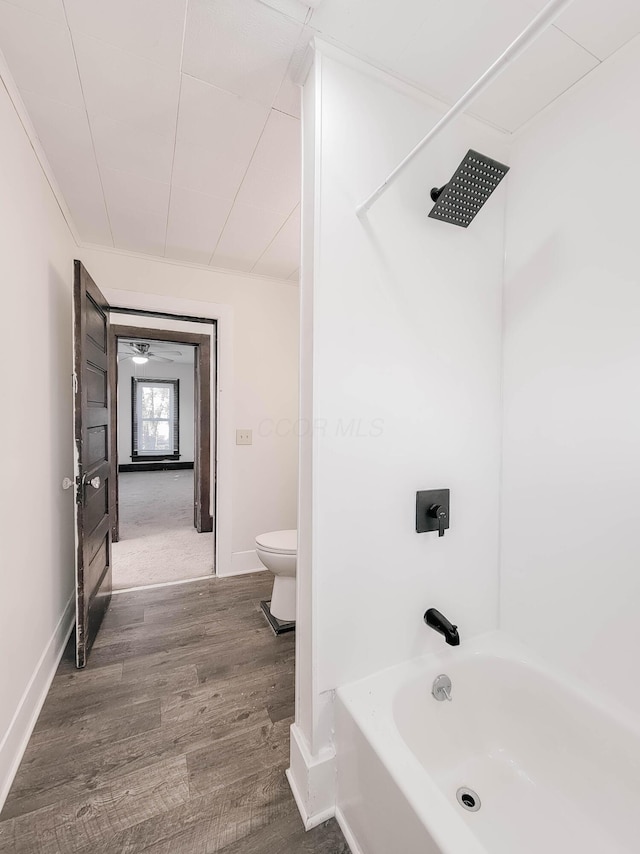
(73, 373, 78, 394)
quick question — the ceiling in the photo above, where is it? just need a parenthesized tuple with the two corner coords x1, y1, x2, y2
(308, 0, 640, 129)
(0, 0, 637, 280)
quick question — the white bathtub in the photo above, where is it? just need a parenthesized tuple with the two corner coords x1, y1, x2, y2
(335, 632, 640, 854)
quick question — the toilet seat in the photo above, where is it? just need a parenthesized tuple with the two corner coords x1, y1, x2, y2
(255, 529, 297, 555)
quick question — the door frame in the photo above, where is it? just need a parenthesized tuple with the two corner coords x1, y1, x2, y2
(101, 288, 232, 577)
(108, 324, 215, 550)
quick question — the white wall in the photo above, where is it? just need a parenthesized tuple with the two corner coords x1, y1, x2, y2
(501, 36, 640, 717)
(293, 43, 508, 815)
(117, 354, 196, 465)
(79, 247, 299, 566)
(0, 77, 76, 805)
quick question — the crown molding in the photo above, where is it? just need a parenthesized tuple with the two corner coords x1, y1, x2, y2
(80, 242, 299, 287)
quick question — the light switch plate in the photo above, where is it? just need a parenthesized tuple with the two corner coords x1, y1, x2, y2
(236, 429, 252, 445)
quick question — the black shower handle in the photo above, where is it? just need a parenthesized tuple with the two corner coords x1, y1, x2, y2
(429, 504, 448, 537)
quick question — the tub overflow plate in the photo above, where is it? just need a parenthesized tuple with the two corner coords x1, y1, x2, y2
(456, 787, 481, 812)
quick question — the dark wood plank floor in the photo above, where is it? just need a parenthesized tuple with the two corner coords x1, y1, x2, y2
(0, 574, 349, 854)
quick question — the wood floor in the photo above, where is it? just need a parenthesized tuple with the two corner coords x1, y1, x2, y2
(0, 574, 350, 854)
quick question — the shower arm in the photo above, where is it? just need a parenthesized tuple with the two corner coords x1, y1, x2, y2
(355, 0, 576, 217)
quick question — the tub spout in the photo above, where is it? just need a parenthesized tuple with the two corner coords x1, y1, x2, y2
(424, 608, 460, 646)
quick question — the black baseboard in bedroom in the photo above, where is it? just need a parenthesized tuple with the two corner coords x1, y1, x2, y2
(119, 462, 195, 473)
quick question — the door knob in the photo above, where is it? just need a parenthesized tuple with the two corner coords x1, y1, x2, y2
(83, 474, 101, 489)
(62, 477, 74, 490)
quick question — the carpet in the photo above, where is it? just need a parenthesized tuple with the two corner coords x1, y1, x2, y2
(112, 469, 214, 590)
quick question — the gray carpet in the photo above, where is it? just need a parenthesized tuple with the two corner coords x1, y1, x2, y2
(112, 469, 214, 590)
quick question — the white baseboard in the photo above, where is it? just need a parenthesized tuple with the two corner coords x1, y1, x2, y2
(287, 723, 336, 830)
(335, 806, 365, 854)
(218, 549, 266, 577)
(0, 594, 75, 811)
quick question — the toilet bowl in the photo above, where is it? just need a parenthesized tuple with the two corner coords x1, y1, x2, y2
(255, 529, 297, 622)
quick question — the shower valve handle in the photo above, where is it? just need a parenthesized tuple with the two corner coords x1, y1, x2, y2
(429, 504, 448, 537)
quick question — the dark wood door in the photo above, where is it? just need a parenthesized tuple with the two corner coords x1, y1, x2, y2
(73, 260, 113, 668)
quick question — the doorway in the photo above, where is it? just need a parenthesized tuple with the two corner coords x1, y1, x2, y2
(109, 322, 215, 590)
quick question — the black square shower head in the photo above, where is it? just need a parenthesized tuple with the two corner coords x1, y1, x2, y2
(428, 149, 509, 228)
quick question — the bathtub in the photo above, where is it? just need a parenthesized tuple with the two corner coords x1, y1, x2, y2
(335, 632, 640, 854)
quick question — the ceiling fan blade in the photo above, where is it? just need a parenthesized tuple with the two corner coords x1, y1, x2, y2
(118, 341, 183, 356)
(148, 355, 174, 362)
(118, 355, 133, 361)
(149, 342, 185, 351)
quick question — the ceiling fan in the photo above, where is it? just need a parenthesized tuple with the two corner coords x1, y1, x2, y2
(118, 341, 183, 365)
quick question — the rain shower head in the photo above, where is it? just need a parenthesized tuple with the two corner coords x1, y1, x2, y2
(428, 149, 509, 228)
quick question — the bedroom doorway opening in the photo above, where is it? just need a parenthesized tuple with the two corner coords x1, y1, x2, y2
(109, 320, 216, 591)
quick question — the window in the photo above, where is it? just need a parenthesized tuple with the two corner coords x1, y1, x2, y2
(132, 378, 179, 459)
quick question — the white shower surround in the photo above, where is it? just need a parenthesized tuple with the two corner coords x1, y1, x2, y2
(294, 31, 640, 849)
(500, 34, 640, 717)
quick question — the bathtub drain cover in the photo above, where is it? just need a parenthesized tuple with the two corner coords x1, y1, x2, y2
(456, 787, 481, 812)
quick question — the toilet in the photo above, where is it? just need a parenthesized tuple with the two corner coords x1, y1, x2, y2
(255, 529, 297, 622)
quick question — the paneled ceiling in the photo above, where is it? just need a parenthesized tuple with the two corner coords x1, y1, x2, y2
(0, 0, 637, 281)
